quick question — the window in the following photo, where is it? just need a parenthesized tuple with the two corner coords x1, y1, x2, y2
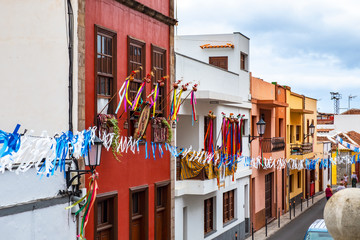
(223, 190, 235, 224)
(204, 197, 214, 234)
(209, 56, 228, 70)
(296, 126, 301, 141)
(129, 185, 148, 240)
(290, 125, 294, 143)
(298, 172, 301, 188)
(95, 26, 117, 114)
(151, 45, 167, 116)
(127, 36, 146, 136)
(151, 45, 167, 143)
(279, 118, 284, 138)
(240, 52, 248, 71)
(155, 182, 170, 240)
(95, 192, 117, 240)
(289, 174, 293, 192)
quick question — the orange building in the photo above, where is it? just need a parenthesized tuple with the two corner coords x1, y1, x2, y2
(250, 75, 288, 230)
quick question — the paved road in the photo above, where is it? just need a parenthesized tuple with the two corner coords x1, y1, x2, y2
(267, 198, 327, 240)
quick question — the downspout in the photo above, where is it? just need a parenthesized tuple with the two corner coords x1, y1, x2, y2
(67, 0, 74, 133)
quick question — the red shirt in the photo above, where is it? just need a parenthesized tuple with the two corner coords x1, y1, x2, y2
(326, 187, 333, 197)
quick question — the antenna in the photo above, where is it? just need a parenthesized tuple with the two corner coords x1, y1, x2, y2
(348, 95, 357, 110)
(330, 92, 342, 114)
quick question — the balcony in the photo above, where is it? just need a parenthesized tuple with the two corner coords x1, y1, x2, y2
(261, 137, 285, 153)
(290, 143, 313, 155)
(175, 155, 251, 196)
(175, 53, 249, 104)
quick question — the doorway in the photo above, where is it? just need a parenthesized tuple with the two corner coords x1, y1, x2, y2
(265, 173, 273, 219)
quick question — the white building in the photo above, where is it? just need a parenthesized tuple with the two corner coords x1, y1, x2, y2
(0, 1, 84, 239)
(174, 33, 252, 240)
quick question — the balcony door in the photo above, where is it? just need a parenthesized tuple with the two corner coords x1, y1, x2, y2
(155, 181, 170, 240)
(265, 173, 273, 219)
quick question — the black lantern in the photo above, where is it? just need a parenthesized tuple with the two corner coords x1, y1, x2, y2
(256, 118, 266, 136)
(249, 118, 267, 143)
(304, 123, 315, 140)
(84, 135, 103, 171)
(66, 135, 103, 188)
(309, 123, 315, 136)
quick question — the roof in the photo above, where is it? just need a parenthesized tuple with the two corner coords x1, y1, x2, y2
(308, 219, 327, 232)
(317, 136, 330, 142)
(200, 43, 234, 49)
(341, 109, 360, 115)
(346, 131, 360, 145)
(317, 129, 334, 132)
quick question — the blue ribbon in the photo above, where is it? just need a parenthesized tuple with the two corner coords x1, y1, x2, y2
(145, 141, 148, 159)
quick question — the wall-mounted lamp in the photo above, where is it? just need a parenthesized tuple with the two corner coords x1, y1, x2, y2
(249, 118, 266, 143)
(66, 135, 103, 189)
(172, 121, 177, 129)
(304, 123, 315, 140)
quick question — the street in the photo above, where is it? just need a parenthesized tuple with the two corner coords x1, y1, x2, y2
(267, 198, 327, 240)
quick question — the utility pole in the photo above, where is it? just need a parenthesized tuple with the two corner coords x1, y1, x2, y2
(330, 92, 342, 114)
(348, 95, 357, 110)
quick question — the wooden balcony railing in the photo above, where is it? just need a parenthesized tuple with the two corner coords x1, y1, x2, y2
(261, 137, 285, 153)
(290, 143, 313, 155)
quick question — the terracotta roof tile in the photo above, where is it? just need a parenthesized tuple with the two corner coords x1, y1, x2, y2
(200, 43, 234, 49)
(341, 109, 360, 115)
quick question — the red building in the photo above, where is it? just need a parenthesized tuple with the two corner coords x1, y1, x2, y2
(84, 0, 176, 239)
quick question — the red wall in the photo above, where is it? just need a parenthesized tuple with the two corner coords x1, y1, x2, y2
(85, 0, 171, 239)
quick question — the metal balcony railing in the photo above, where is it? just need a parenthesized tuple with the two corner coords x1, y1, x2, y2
(290, 143, 313, 155)
(261, 137, 285, 153)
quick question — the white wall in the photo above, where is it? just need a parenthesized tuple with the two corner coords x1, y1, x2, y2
(0, 0, 78, 135)
(175, 177, 250, 240)
(334, 115, 360, 133)
(0, 1, 78, 239)
(175, 33, 251, 240)
(176, 33, 250, 101)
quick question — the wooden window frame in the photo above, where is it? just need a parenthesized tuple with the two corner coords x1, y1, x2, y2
(204, 197, 214, 235)
(154, 181, 170, 240)
(94, 191, 118, 240)
(151, 44, 168, 143)
(297, 172, 301, 188)
(127, 36, 146, 137)
(290, 174, 293, 192)
(240, 52, 248, 71)
(223, 189, 235, 224)
(94, 25, 117, 118)
(296, 125, 301, 142)
(129, 185, 149, 240)
(209, 56, 228, 70)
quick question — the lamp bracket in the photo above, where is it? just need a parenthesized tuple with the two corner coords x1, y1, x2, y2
(248, 135, 262, 143)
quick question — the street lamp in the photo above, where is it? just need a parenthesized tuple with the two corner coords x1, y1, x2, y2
(304, 123, 315, 140)
(249, 118, 266, 143)
(66, 135, 103, 188)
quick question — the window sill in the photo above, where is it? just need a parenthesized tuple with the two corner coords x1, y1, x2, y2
(223, 217, 237, 228)
(204, 229, 217, 238)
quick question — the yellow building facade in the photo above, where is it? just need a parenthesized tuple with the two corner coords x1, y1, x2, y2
(285, 89, 319, 209)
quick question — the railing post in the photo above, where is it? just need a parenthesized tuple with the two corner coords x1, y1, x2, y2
(293, 200, 295, 217)
(301, 197, 303, 212)
(278, 208, 280, 228)
(289, 202, 292, 220)
(252, 223, 254, 240)
(265, 217, 268, 237)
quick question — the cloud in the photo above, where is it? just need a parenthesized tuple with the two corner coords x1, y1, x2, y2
(176, 0, 360, 112)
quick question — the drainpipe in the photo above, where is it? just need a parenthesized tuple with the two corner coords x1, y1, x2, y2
(67, 0, 74, 133)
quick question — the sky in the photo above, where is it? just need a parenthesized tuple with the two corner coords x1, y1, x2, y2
(175, 0, 360, 114)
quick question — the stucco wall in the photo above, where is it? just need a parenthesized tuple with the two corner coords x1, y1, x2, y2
(0, 1, 79, 239)
(334, 115, 360, 133)
(175, 177, 250, 240)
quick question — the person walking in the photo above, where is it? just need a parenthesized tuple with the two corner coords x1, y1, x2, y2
(344, 174, 348, 187)
(351, 172, 358, 188)
(325, 184, 333, 201)
(337, 182, 345, 191)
